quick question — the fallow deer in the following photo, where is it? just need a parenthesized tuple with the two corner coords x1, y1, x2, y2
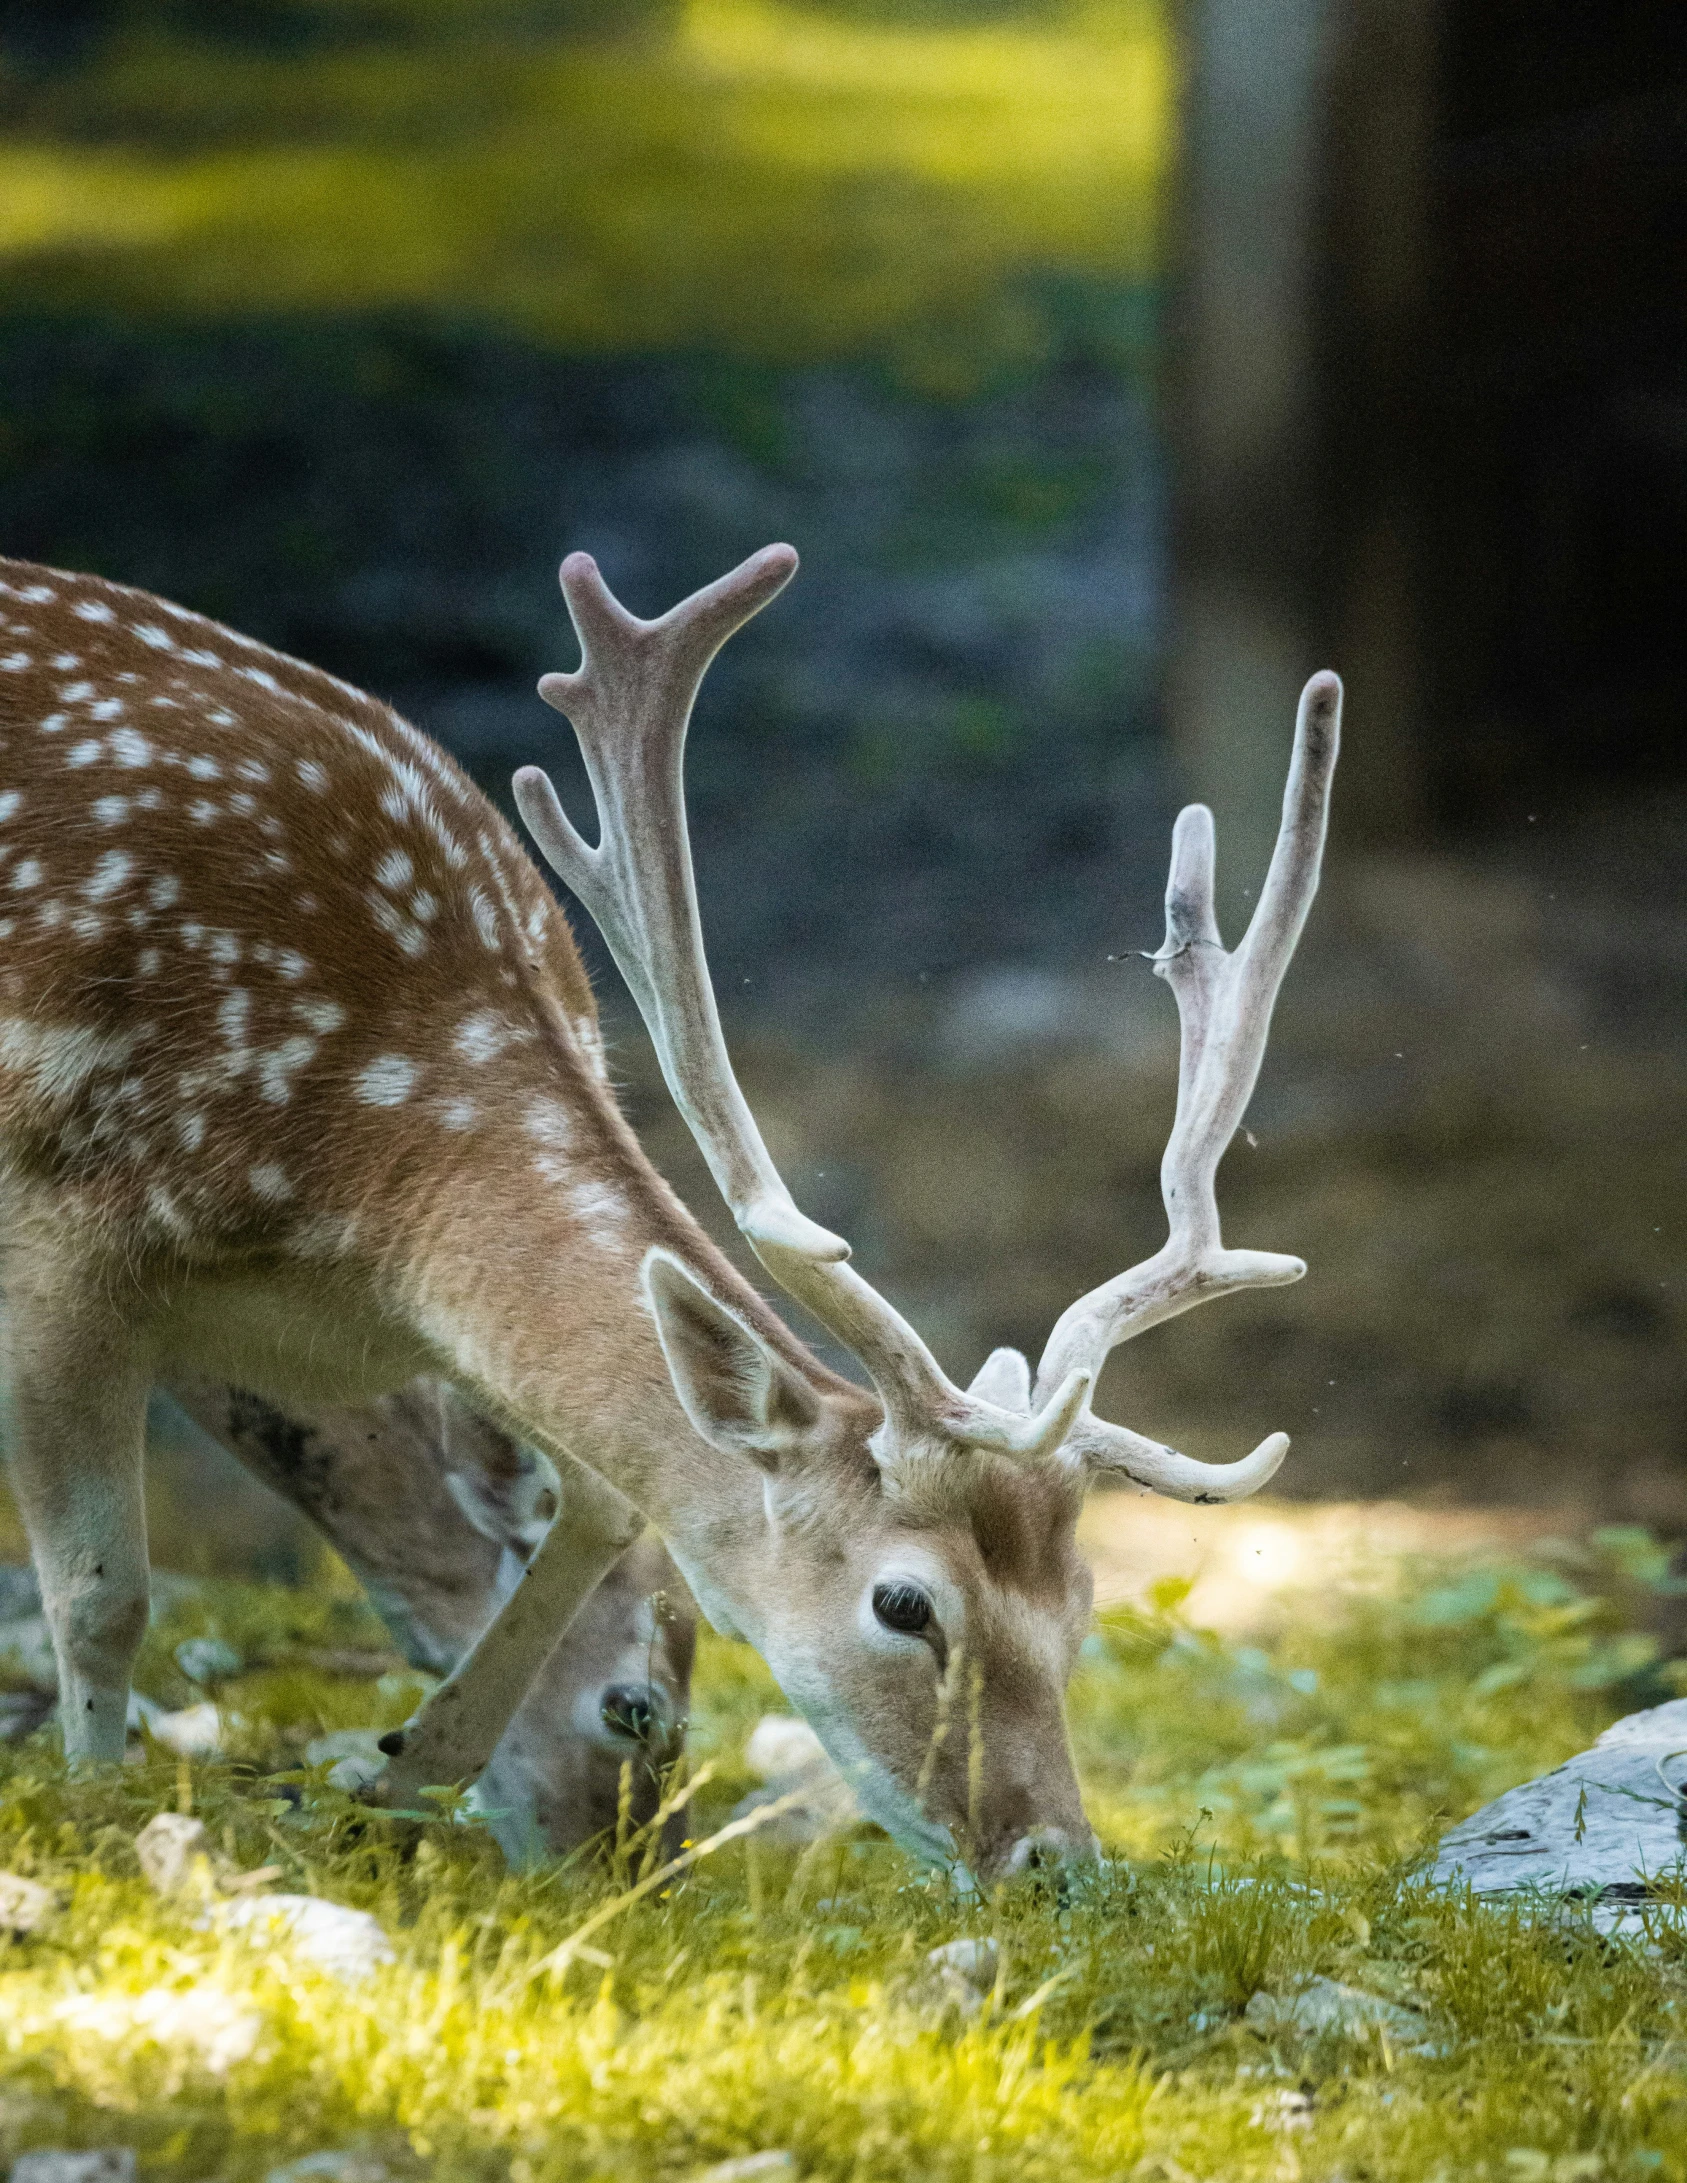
(163, 1377, 693, 1860)
(0, 543, 1336, 1879)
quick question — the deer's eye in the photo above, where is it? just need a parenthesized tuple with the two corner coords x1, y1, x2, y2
(873, 1581, 933, 1636)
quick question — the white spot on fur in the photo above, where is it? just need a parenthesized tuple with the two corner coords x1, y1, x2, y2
(217, 989, 251, 1052)
(296, 758, 329, 793)
(0, 1019, 136, 1103)
(249, 1162, 294, 1202)
(109, 727, 152, 767)
(91, 795, 128, 826)
(228, 792, 256, 818)
(9, 858, 42, 890)
(65, 740, 102, 768)
(188, 800, 218, 825)
(89, 698, 124, 723)
(523, 1096, 574, 1150)
(238, 667, 281, 693)
(374, 848, 414, 891)
(72, 600, 115, 624)
(409, 889, 439, 924)
(38, 714, 68, 734)
(274, 949, 309, 982)
(365, 889, 427, 956)
(288, 1213, 358, 1261)
(84, 850, 132, 901)
(0, 652, 30, 672)
(133, 624, 175, 650)
(147, 874, 180, 910)
(206, 707, 236, 727)
(355, 1053, 418, 1106)
(60, 682, 94, 703)
(70, 909, 104, 942)
(146, 1185, 195, 1242)
(570, 1180, 627, 1231)
(468, 888, 500, 951)
(236, 757, 270, 785)
(0, 791, 20, 824)
(258, 1036, 316, 1105)
(186, 755, 220, 780)
(175, 1110, 206, 1151)
(137, 787, 163, 810)
(137, 947, 161, 976)
(436, 1097, 478, 1131)
(208, 931, 240, 967)
(293, 996, 344, 1035)
(453, 1010, 526, 1064)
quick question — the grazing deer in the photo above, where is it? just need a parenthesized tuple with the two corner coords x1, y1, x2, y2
(0, 544, 1336, 1879)
(163, 1377, 693, 1860)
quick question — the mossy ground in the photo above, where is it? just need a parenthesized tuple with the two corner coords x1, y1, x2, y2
(0, 1522, 1685, 2178)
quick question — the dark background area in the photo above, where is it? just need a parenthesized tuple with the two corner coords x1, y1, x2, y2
(0, 0, 1682, 1541)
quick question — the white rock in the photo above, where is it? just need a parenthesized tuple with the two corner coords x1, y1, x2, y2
(52, 1983, 260, 2074)
(1245, 1976, 1435, 2051)
(689, 2158, 797, 2183)
(136, 1813, 218, 1898)
(144, 1702, 222, 1757)
(10, 2154, 137, 2183)
(922, 1935, 1000, 2015)
(1434, 1695, 1687, 1934)
(0, 1614, 58, 1694)
(303, 1729, 386, 1792)
(264, 2155, 392, 2183)
(0, 1869, 55, 1932)
(731, 1714, 858, 1843)
(218, 1893, 394, 1981)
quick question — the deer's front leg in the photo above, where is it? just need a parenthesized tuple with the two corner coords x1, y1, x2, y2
(371, 1456, 644, 1808)
(0, 1258, 151, 1765)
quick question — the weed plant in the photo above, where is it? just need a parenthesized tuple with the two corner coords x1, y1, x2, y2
(0, 1524, 1683, 2179)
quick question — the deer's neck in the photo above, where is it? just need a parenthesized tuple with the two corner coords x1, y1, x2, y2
(382, 1037, 803, 1590)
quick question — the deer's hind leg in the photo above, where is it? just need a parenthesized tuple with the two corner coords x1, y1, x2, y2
(0, 1254, 151, 1764)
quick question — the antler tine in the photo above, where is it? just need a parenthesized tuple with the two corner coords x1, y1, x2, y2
(517, 546, 1089, 1463)
(1033, 671, 1341, 1502)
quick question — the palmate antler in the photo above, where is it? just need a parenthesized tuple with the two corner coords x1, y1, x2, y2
(515, 547, 1338, 1501)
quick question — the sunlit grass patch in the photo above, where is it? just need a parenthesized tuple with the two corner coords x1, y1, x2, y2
(0, 1527, 1685, 2177)
(0, 1, 1168, 377)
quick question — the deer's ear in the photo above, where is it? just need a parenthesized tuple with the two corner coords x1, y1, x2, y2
(643, 1250, 821, 1470)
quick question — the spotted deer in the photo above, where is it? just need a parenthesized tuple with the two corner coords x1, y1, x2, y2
(163, 1377, 694, 1861)
(0, 544, 1337, 1879)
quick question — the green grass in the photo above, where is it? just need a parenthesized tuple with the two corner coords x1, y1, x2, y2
(1, 1525, 1686, 2179)
(0, 0, 1167, 383)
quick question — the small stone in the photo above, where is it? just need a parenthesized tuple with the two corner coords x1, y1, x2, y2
(303, 1729, 386, 1792)
(0, 1870, 55, 1933)
(175, 1636, 244, 1685)
(690, 2158, 798, 2183)
(10, 2154, 137, 2183)
(218, 1894, 394, 1982)
(144, 1702, 222, 1758)
(1245, 1977, 1435, 2052)
(136, 1813, 219, 1898)
(264, 2156, 392, 2183)
(729, 1715, 857, 1843)
(1249, 2088, 1316, 2132)
(0, 1615, 59, 1694)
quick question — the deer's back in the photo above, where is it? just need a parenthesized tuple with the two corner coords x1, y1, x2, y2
(0, 558, 609, 1272)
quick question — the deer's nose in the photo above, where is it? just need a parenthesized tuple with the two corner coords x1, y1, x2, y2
(599, 1682, 665, 1745)
(1000, 1825, 1097, 1878)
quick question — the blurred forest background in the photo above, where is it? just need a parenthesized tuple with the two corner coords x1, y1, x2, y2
(0, 0, 1682, 1556)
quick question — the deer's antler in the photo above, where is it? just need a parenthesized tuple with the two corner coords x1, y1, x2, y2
(515, 548, 1089, 1467)
(1028, 669, 1342, 1501)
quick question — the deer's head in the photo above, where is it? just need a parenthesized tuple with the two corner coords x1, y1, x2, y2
(516, 546, 1340, 1882)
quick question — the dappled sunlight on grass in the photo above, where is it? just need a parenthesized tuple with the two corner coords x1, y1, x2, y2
(1, 1524, 1686, 2174)
(0, 1, 1167, 375)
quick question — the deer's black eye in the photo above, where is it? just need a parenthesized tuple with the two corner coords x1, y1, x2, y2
(873, 1580, 933, 1636)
